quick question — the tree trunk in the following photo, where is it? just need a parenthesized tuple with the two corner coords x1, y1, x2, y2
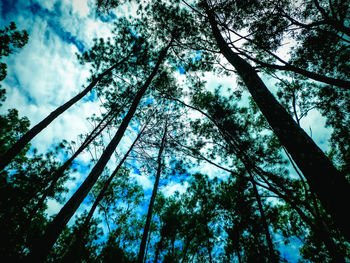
(137, 121, 168, 263)
(23, 105, 123, 232)
(180, 234, 194, 263)
(236, 246, 242, 263)
(171, 96, 346, 260)
(249, 173, 278, 263)
(61, 127, 144, 263)
(0, 54, 131, 171)
(25, 43, 171, 262)
(153, 235, 164, 263)
(144, 221, 153, 263)
(204, 2, 350, 242)
(206, 234, 213, 263)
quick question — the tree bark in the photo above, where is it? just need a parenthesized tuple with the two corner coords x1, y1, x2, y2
(137, 121, 168, 263)
(61, 127, 143, 263)
(180, 234, 194, 263)
(204, 2, 350, 242)
(23, 105, 123, 231)
(172, 96, 346, 261)
(25, 43, 171, 262)
(0, 54, 131, 171)
(249, 173, 278, 263)
(253, 58, 350, 90)
(153, 235, 164, 263)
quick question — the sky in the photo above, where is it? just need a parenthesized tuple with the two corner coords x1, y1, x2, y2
(0, 0, 335, 261)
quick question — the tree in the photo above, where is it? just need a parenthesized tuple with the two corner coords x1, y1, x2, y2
(60, 123, 146, 263)
(137, 119, 168, 263)
(198, 0, 350, 89)
(47, 213, 102, 263)
(0, 22, 142, 171)
(3, 1, 350, 261)
(99, 231, 136, 263)
(24, 90, 132, 226)
(26, 38, 172, 262)
(197, 0, 350, 241)
(0, 150, 70, 261)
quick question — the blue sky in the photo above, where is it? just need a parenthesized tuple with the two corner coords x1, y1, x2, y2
(0, 0, 188, 223)
(1, 0, 118, 217)
(0, 0, 335, 261)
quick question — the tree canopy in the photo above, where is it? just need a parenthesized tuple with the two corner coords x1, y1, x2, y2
(0, 1, 349, 262)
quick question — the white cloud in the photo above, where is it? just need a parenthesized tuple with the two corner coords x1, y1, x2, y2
(161, 181, 189, 197)
(299, 109, 332, 152)
(132, 173, 154, 191)
(72, 0, 90, 18)
(46, 198, 62, 217)
(0, 0, 121, 218)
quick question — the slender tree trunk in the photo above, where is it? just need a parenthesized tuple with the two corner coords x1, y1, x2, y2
(235, 246, 242, 263)
(171, 97, 346, 260)
(144, 221, 153, 263)
(180, 234, 194, 263)
(61, 127, 143, 263)
(227, 227, 242, 263)
(137, 121, 168, 263)
(204, 2, 350, 241)
(153, 235, 164, 263)
(0, 55, 131, 171)
(25, 43, 171, 262)
(248, 173, 278, 263)
(207, 237, 213, 263)
(23, 105, 124, 231)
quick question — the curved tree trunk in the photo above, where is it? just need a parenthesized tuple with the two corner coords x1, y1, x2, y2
(204, 2, 350, 242)
(0, 54, 131, 171)
(25, 43, 171, 262)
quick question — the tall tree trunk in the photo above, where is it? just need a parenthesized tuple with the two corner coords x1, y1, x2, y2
(144, 221, 153, 263)
(0, 54, 131, 171)
(204, 2, 350, 241)
(180, 234, 194, 263)
(206, 232, 213, 263)
(249, 173, 278, 263)
(171, 97, 346, 260)
(235, 243, 242, 263)
(137, 121, 168, 263)
(153, 235, 164, 263)
(26, 43, 171, 262)
(23, 104, 125, 231)
(61, 125, 145, 263)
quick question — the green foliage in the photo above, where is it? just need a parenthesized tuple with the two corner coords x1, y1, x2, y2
(48, 214, 102, 262)
(0, 22, 28, 105)
(2, 1, 350, 262)
(0, 110, 70, 260)
(99, 231, 136, 263)
(0, 109, 30, 161)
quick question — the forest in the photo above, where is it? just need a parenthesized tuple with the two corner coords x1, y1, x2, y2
(0, 0, 349, 262)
